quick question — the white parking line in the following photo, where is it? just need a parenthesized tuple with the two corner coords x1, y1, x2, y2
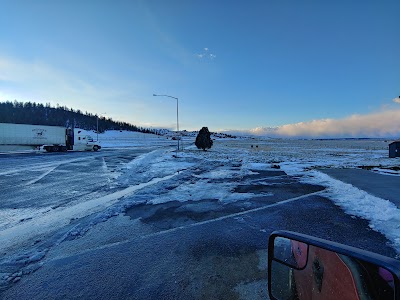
(0, 172, 181, 251)
(25, 165, 59, 186)
(141, 190, 325, 237)
(47, 190, 325, 261)
(0, 156, 95, 176)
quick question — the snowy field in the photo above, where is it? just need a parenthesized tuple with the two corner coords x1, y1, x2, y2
(98, 129, 175, 148)
(1, 130, 399, 297)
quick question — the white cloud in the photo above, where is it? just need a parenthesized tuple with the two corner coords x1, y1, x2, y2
(221, 109, 400, 138)
(196, 47, 216, 60)
(0, 55, 146, 115)
(393, 97, 400, 104)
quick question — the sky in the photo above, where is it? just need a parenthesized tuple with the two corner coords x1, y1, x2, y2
(0, 0, 399, 137)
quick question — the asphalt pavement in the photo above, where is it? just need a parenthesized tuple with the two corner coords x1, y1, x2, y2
(320, 168, 400, 208)
(1, 166, 397, 300)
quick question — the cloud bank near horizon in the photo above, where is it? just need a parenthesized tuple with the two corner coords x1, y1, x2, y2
(223, 108, 400, 138)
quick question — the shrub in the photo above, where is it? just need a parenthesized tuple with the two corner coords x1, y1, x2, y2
(195, 127, 213, 151)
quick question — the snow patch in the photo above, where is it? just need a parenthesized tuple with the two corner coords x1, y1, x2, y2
(0, 172, 179, 252)
(288, 169, 400, 252)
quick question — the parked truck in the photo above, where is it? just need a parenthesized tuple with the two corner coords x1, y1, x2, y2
(0, 123, 101, 152)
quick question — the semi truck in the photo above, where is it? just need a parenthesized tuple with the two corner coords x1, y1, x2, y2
(0, 123, 101, 152)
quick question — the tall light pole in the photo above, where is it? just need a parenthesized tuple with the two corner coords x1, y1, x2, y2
(97, 112, 106, 142)
(153, 94, 180, 154)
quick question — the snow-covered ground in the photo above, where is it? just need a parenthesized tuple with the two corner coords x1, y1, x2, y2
(1, 131, 400, 290)
(98, 132, 400, 253)
(99, 130, 170, 148)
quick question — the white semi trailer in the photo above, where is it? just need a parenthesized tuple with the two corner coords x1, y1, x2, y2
(0, 123, 101, 152)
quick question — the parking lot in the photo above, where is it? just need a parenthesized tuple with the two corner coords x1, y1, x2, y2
(0, 147, 397, 299)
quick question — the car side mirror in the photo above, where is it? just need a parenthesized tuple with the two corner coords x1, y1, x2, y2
(268, 231, 400, 300)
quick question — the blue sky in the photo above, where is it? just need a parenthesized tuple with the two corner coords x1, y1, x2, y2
(0, 0, 399, 137)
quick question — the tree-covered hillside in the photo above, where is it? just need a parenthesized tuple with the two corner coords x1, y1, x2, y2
(0, 101, 158, 134)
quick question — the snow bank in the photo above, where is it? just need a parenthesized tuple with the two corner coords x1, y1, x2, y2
(294, 170, 400, 253)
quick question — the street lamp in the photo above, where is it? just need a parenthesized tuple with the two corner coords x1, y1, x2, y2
(97, 112, 106, 142)
(153, 94, 180, 154)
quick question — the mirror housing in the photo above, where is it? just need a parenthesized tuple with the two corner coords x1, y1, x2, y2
(268, 231, 400, 300)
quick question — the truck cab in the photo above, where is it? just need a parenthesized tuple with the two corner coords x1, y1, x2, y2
(74, 133, 101, 151)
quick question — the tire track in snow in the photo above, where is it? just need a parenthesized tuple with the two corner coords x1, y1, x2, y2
(0, 171, 180, 252)
(0, 155, 98, 176)
(0, 156, 102, 192)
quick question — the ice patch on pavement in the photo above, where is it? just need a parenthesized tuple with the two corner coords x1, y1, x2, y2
(193, 167, 255, 180)
(125, 149, 162, 170)
(0, 170, 182, 290)
(0, 172, 179, 252)
(149, 178, 257, 205)
(193, 169, 241, 179)
(0, 207, 52, 231)
(243, 162, 273, 171)
(117, 149, 196, 185)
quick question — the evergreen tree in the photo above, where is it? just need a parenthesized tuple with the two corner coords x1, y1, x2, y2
(0, 100, 156, 135)
(195, 127, 213, 151)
